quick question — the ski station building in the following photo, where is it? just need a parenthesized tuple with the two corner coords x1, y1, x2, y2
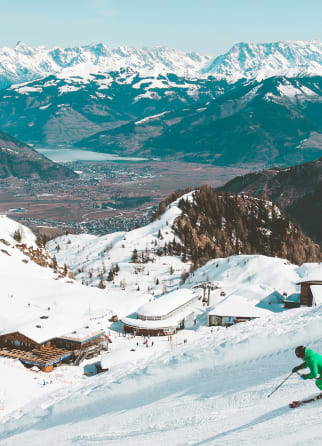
(207, 295, 270, 327)
(0, 313, 109, 372)
(121, 289, 201, 336)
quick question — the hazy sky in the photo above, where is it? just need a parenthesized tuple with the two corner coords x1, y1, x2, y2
(1, 0, 322, 56)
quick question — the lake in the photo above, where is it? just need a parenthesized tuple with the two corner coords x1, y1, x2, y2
(36, 148, 147, 163)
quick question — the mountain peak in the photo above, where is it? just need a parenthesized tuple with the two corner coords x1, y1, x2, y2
(15, 40, 33, 55)
(204, 40, 322, 82)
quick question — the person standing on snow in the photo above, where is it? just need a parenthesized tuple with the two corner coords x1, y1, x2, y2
(292, 346, 322, 393)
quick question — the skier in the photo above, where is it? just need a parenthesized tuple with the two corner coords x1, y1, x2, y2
(292, 346, 322, 390)
(290, 345, 322, 407)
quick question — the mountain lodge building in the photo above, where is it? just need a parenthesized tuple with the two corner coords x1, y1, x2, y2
(121, 289, 200, 336)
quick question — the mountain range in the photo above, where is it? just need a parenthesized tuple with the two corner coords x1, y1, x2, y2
(1, 40, 322, 88)
(0, 40, 322, 168)
(73, 75, 322, 167)
(1, 40, 322, 175)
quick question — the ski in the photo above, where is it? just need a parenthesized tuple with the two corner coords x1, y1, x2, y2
(289, 393, 322, 409)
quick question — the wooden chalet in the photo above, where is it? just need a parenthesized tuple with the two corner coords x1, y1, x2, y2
(0, 326, 106, 372)
(295, 280, 322, 307)
(0, 331, 72, 372)
(53, 329, 105, 351)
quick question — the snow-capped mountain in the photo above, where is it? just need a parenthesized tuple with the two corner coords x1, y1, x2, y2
(204, 40, 322, 82)
(1, 41, 322, 168)
(0, 41, 211, 90)
(1, 40, 322, 91)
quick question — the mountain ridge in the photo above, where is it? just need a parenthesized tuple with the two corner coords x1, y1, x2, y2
(218, 157, 322, 245)
(0, 130, 77, 180)
(1, 40, 322, 90)
(74, 76, 322, 167)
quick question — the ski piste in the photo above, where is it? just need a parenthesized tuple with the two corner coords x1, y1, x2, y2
(289, 393, 322, 408)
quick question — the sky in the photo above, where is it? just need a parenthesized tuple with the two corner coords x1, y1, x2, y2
(1, 0, 322, 56)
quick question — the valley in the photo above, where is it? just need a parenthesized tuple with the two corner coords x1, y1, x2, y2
(0, 159, 249, 236)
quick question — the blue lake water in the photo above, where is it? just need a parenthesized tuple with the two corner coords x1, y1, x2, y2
(36, 148, 147, 163)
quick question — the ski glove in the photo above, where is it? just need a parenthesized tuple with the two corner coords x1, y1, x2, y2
(300, 374, 309, 380)
(292, 365, 303, 373)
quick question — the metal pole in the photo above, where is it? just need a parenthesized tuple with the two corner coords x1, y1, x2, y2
(267, 372, 293, 398)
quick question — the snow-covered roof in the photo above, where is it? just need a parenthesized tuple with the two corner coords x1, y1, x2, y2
(208, 295, 270, 318)
(1, 314, 107, 345)
(137, 289, 198, 318)
(311, 285, 322, 306)
(58, 327, 105, 343)
(122, 308, 195, 330)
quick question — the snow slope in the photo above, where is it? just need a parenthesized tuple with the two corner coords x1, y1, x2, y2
(0, 215, 115, 336)
(1, 209, 322, 444)
(1, 304, 322, 445)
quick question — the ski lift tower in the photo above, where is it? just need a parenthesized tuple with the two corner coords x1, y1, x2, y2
(192, 282, 220, 306)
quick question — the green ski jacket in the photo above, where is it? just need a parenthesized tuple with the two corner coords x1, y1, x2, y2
(301, 348, 322, 379)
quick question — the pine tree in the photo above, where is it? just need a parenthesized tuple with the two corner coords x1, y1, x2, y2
(98, 279, 106, 289)
(107, 269, 114, 281)
(13, 229, 22, 243)
(52, 255, 58, 271)
(131, 248, 138, 263)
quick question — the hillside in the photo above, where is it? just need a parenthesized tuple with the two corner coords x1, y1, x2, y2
(156, 186, 321, 266)
(75, 76, 322, 167)
(219, 157, 322, 245)
(46, 188, 321, 299)
(0, 131, 77, 180)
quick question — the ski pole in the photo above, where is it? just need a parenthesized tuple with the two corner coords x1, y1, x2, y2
(267, 371, 293, 398)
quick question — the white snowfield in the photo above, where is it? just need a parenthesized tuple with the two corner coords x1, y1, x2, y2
(1, 208, 322, 445)
(0, 216, 114, 343)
